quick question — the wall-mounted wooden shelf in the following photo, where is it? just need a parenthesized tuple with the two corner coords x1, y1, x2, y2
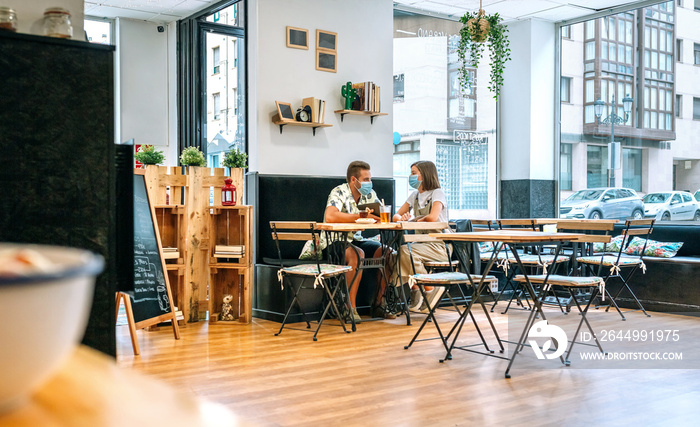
(272, 118, 332, 136)
(334, 110, 388, 124)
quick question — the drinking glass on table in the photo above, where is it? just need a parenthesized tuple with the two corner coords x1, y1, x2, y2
(379, 205, 392, 223)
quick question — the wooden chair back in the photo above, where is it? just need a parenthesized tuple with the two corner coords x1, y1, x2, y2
(269, 221, 319, 268)
(470, 219, 494, 232)
(497, 219, 537, 230)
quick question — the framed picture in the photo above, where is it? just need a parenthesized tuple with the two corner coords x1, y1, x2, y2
(316, 30, 337, 51)
(286, 26, 308, 49)
(275, 101, 295, 121)
(315, 50, 337, 73)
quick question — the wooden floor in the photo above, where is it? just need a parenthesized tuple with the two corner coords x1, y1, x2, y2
(117, 304, 700, 426)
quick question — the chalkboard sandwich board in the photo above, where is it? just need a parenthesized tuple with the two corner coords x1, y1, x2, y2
(123, 170, 180, 347)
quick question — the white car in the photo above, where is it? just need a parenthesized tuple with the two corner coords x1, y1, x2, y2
(642, 191, 700, 221)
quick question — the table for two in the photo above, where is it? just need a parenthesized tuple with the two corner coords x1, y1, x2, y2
(315, 221, 451, 327)
(430, 230, 608, 378)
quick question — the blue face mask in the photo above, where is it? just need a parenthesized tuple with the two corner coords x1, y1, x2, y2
(409, 175, 422, 189)
(355, 181, 373, 196)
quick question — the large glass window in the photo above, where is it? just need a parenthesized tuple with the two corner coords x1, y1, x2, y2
(393, 9, 497, 218)
(178, 0, 246, 162)
(560, 1, 700, 219)
(84, 18, 112, 45)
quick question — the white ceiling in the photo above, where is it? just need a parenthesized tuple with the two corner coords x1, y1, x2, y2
(393, 0, 648, 22)
(84, 0, 220, 22)
(84, 0, 647, 23)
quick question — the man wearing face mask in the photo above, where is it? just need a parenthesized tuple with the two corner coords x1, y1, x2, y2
(324, 160, 395, 322)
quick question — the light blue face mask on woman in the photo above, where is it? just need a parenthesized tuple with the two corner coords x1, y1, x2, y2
(355, 181, 373, 196)
(409, 175, 422, 189)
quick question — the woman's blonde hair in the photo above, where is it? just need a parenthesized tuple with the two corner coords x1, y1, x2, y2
(411, 160, 440, 191)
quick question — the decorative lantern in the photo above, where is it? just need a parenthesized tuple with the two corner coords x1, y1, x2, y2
(221, 178, 236, 206)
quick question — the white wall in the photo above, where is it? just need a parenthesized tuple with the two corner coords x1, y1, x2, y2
(252, 0, 394, 177)
(4, 0, 84, 40)
(118, 18, 174, 164)
(500, 19, 556, 181)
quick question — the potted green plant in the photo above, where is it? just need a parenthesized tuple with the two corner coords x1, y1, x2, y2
(222, 147, 248, 170)
(179, 146, 206, 167)
(134, 145, 165, 166)
(457, 1, 511, 98)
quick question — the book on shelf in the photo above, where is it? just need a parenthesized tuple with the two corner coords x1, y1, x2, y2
(319, 99, 326, 123)
(215, 245, 245, 253)
(352, 83, 365, 111)
(302, 97, 318, 123)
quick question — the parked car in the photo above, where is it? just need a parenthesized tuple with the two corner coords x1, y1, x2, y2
(643, 191, 700, 221)
(559, 187, 644, 220)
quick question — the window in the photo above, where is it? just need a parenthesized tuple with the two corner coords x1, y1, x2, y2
(587, 145, 608, 188)
(393, 9, 496, 217)
(694, 97, 700, 120)
(178, 0, 246, 159)
(213, 46, 220, 74)
(561, 77, 571, 102)
(84, 18, 112, 45)
(676, 38, 682, 62)
(213, 93, 221, 120)
(560, 143, 572, 190)
(393, 74, 404, 103)
(695, 43, 700, 65)
(696, 0, 700, 10)
(561, 25, 571, 39)
(682, 193, 692, 202)
(622, 148, 642, 191)
(676, 94, 682, 117)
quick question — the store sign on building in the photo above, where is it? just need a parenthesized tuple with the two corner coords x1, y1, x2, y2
(453, 130, 487, 145)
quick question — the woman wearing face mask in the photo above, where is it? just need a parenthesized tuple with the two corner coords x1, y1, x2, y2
(392, 160, 451, 313)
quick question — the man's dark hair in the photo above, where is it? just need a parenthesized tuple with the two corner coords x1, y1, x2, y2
(346, 160, 370, 183)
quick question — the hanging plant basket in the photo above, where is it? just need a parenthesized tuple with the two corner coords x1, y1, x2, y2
(457, 4, 511, 98)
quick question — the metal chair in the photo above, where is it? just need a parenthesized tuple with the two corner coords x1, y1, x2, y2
(512, 273, 606, 365)
(402, 234, 500, 355)
(489, 219, 570, 314)
(575, 219, 655, 320)
(270, 221, 353, 341)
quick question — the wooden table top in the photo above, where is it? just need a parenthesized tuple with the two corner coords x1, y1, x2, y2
(315, 221, 449, 232)
(0, 346, 246, 426)
(428, 230, 588, 243)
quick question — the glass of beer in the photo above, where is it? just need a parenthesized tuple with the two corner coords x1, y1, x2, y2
(379, 205, 391, 223)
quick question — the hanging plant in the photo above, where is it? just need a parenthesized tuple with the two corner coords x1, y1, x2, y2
(457, 2, 511, 98)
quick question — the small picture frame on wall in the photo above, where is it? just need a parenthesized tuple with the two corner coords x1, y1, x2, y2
(286, 26, 309, 49)
(275, 101, 295, 121)
(316, 50, 337, 73)
(316, 30, 337, 51)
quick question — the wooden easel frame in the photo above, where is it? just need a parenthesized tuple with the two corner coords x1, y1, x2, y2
(117, 169, 181, 355)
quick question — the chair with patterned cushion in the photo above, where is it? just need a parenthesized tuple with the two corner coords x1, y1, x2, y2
(576, 219, 655, 320)
(542, 220, 616, 312)
(512, 274, 606, 365)
(403, 237, 501, 354)
(489, 219, 570, 314)
(270, 221, 354, 341)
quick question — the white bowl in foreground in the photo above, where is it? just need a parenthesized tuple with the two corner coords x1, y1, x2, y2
(0, 243, 104, 413)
